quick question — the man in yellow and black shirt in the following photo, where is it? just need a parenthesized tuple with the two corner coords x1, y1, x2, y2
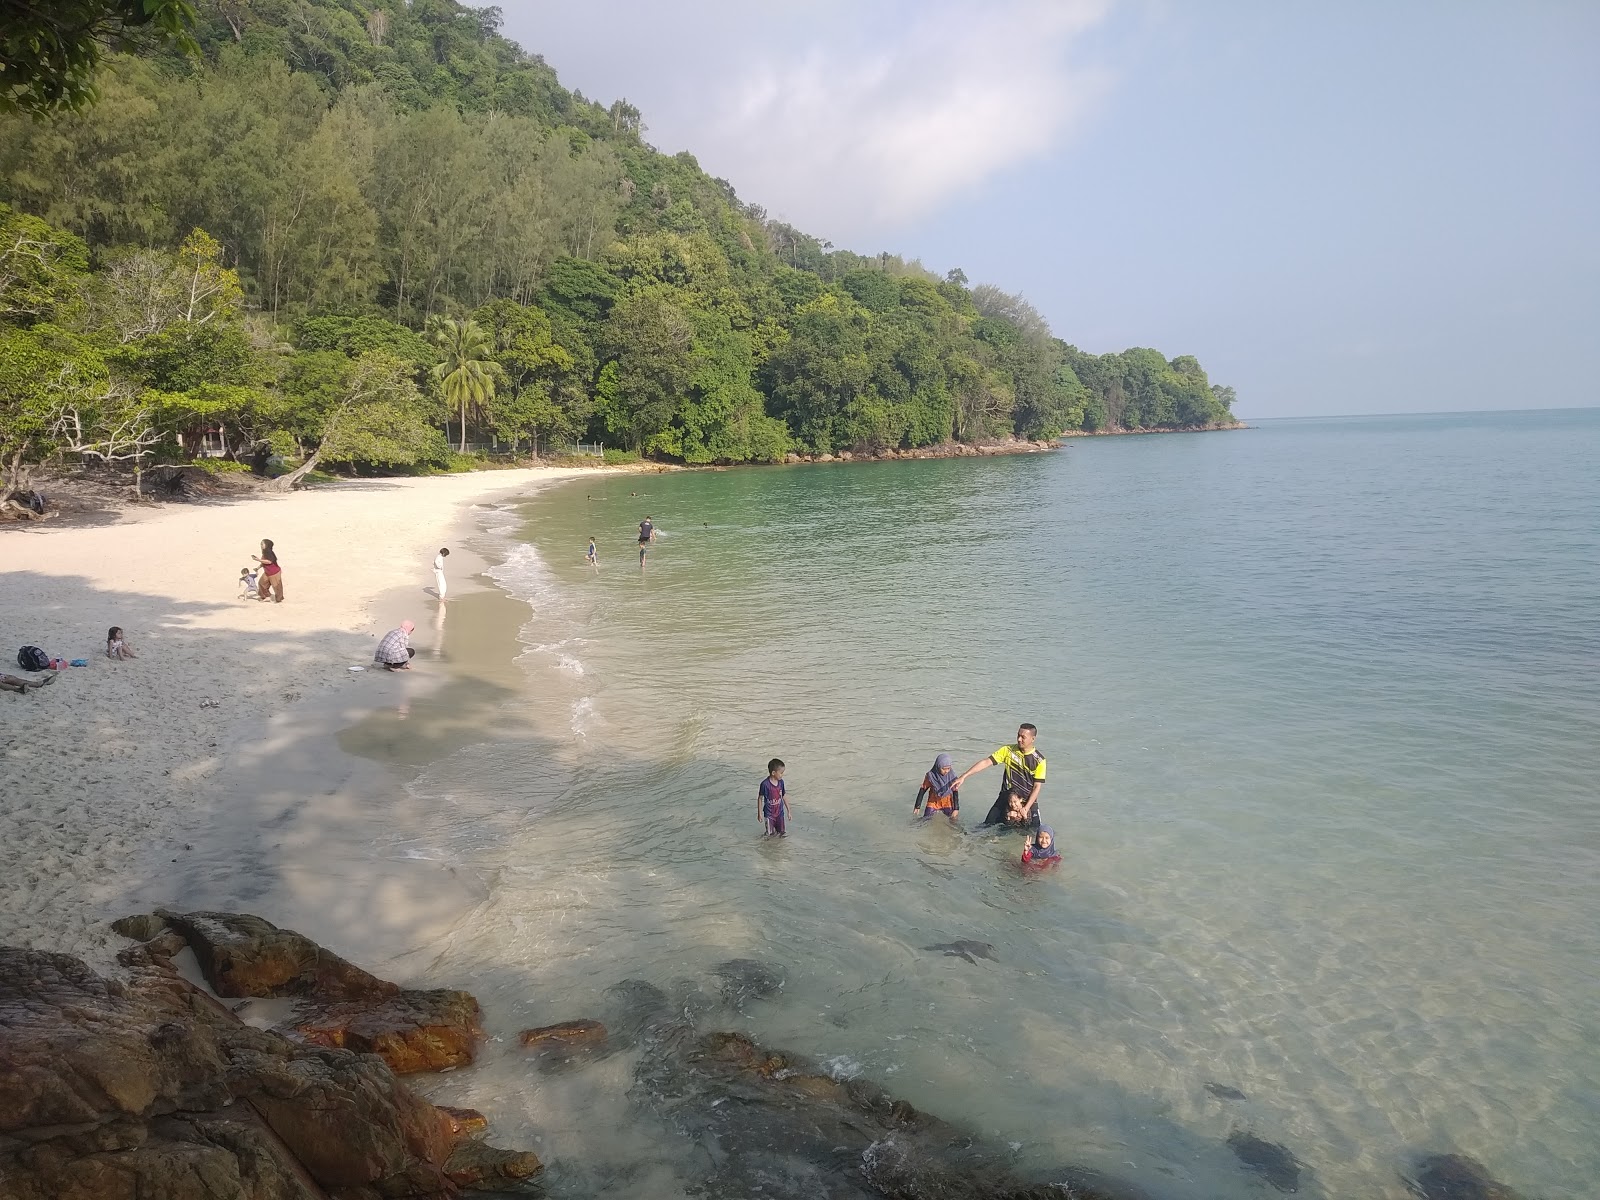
(955, 723, 1046, 829)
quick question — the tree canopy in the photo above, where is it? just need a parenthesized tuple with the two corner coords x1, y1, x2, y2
(0, 0, 1234, 486)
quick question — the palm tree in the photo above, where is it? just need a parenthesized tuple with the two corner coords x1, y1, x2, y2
(428, 316, 502, 452)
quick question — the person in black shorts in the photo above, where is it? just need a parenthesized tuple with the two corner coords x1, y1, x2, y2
(638, 515, 654, 565)
(954, 723, 1046, 829)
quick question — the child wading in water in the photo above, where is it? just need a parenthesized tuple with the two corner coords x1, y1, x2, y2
(586, 536, 598, 569)
(914, 753, 961, 824)
(1021, 825, 1062, 869)
(758, 758, 789, 837)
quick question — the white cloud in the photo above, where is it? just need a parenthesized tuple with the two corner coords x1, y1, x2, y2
(696, 1, 1114, 237)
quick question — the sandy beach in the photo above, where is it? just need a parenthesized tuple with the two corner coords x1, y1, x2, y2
(0, 468, 589, 969)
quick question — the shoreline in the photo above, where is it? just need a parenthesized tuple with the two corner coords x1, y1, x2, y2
(0, 467, 594, 970)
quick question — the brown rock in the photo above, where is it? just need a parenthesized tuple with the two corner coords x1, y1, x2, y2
(285, 988, 482, 1074)
(435, 1106, 487, 1141)
(0, 939, 537, 1200)
(141, 910, 396, 1002)
(443, 1140, 544, 1190)
(517, 1019, 607, 1051)
(117, 911, 481, 1074)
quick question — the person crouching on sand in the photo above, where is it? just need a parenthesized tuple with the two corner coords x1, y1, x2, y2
(106, 627, 137, 659)
(375, 621, 416, 670)
(759, 758, 789, 837)
(913, 753, 961, 824)
(1021, 825, 1061, 868)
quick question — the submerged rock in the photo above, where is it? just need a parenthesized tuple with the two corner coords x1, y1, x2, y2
(116, 910, 483, 1074)
(518, 1019, 608, 1051)
(711, 957, 785, 1007)
(630, 1027, 1149, 1200)
(1227, 1131, 1303, 1193)
(1404, 1153, 1527, 1200)
(604, 978, 675, 1046)
(922, 939, 997, 964)
(1205, 1082, 1247, 1100)
(0, 944, 538, 1199)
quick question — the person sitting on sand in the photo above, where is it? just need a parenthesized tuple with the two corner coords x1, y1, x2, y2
(1, 672, 56, 694)
(106, 626, 137, 659)
(374, 621, 416, 670)
(1021, 825, 1061, 868)
(913, 753, 961, 824)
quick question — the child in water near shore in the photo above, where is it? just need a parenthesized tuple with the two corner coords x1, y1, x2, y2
(586, 536, 598, 569)
(1021, 825, 1061, 869)
(759, 759, 789, 837)
(913, 753, 961, 824)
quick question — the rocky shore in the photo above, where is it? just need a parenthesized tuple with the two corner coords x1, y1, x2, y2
(1, 912, 1533, 1200)
(782, 438, 1061, 464)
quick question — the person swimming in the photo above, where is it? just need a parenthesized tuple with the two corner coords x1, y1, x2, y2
(914, 753, 961, 823)
(1021, 824, 1061, 868)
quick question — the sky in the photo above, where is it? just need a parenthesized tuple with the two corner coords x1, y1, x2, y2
(493, 1, 1599, 417)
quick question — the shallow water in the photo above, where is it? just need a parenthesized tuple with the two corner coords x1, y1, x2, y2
(383, 411, 1599, 1198)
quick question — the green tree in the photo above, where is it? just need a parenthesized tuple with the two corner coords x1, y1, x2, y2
(427, 314, 501, 452)
(0, 0, 198, 117)
(273, 350, 442, 489)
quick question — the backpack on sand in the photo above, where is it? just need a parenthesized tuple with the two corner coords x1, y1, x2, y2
(17, 646, 50, 671)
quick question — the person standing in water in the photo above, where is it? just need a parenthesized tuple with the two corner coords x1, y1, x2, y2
(433, 547, 450, 600)
(586, 536, 598, 569)
(638, 515, 654, 566)
(758, 758, 789, 837)
(913, 753, 961, 824)
(955, 723, 1046, 830)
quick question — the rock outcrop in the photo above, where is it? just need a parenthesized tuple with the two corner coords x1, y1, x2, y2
(0, 930, 537, 1200)
(114, 910, 483, 1074)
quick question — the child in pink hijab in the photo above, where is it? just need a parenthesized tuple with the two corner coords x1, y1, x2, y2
(374, 620, 416, 669)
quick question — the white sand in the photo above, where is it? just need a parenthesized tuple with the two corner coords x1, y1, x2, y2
(0, 468, 587, 965)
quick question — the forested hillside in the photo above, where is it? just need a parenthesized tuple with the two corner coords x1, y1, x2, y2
(0, 0, 1235, 489)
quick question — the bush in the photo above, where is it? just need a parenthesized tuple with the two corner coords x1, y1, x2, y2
(192, 458, 252, 474)
(602, 448, 640, 465)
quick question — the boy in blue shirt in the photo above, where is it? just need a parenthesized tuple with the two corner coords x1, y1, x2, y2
(758, 758, 789, 837)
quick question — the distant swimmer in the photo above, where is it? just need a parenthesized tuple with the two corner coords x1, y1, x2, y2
(638, 515, 655, 566)
(956, 723, 1046, 830)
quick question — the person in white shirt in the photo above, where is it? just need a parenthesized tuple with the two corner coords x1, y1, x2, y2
(433, 547, 450, 600)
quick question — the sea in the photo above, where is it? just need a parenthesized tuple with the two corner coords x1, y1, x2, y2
(379, 409, 1600, 1199)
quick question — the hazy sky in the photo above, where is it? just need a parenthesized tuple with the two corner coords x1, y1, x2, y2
(494, 2, 1598, 417)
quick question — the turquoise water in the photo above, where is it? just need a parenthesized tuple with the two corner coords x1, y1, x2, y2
(408, 410, 1600, 1198)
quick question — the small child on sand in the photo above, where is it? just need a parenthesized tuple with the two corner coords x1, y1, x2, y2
(239, 566, 258, 597)
(913, 753, 961, 824)
(758, 758, 789, 837)
(106, 626, 137, 660)
(1021, 825, 1061, 869)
